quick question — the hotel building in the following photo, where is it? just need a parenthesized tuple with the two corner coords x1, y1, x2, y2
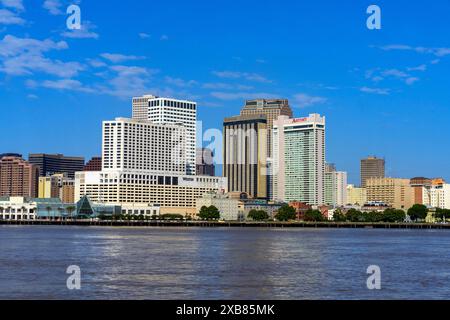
(75, 117, 227, 216)
(272, 114, 326, 205)
(132, 95, 197, 175)
(0, 156, 39, 198)
(346, 184, 367, 205)
(366, 177, 414, 210)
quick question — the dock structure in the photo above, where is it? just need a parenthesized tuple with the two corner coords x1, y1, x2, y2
(1, 220, 450, 229)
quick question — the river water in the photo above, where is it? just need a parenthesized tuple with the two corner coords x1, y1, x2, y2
(0, 225, 449, 299)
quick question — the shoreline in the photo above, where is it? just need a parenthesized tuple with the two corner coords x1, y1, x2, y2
(1, 220, 449, 229)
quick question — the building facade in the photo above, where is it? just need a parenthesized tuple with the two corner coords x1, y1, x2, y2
(132, 95, 197, 175)
(196, 191, 239, 221)
(360, 156, 385, 188)
(223, 114, 268, 199)
(196, 148, 215, 176)
(366, 177, 414, 210)
(272, 114, 326, 205)
(0, 156, 39, 198)
(346, 184, 367, 205)
(324, 164, 347, 207)
(102, 118, 186, 175)
(28, 153, 85, 179)
(83, 157, 102, 171)
(75, 171, 227, 216)
(38, 173, 75, 203)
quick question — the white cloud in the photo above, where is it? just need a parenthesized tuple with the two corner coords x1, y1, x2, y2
(292, 93, 327, 108)
(38, 79, 94, 93)
(212, 70, 271, 83)
(1, 0, 24, 11)
(210, 91, 278, 101)
(0, 35, 83, 77)
(43, 0, 63, 15)
(0, 8, 25, 25)
(139, 32, 150, 39)
(100, 53, 145, 63)
(360, 87, 390, 95)
(407, 64, 427, 72)
(160, 34, 169, 41)
(378, 44, 450, 57)
(405, 77, 419, 85)
(61, 21, 99, 39)
(164, 76, 197, 87)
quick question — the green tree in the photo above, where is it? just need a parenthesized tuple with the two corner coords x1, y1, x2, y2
(248, 209, 269, 221)
(407, 204, 428, 222)
(304, 209, 325, 222)
(333, 209, 346, 222)
(198, 206, 221, 220)
(346, 208, 364, 222)
(383, 208, 406, 222)
(275, 205, 296, 221)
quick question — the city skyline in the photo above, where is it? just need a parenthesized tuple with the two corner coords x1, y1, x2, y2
(1, 0, 450, 185)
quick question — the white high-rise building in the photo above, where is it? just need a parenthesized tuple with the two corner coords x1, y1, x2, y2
(324, 164, 348, 207)
(102, 118, 186, 175)
(423, 184, 450, 209)
(272, 114, 325, 205)
(132, 95, 197, 175)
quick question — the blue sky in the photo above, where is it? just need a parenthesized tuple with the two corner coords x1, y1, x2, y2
(1, 0, 449, 184)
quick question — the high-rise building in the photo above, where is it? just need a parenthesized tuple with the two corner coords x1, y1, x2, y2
(346, 184, 367, 205)
(75, 115, 227, 217)
(28, 154, 85, 179)
(196, 148, 215, 176)
(272, 114, 326, 205)
(366, 177, 414, 210)
(0, 156, 39, 197)
(132, 95, 197, 175)
(0, 153, 22, 159)
(223, 114, 268, 199)
(360, 156, 385, 188)
(422, 184, 450, 209)
(102, 118, 186, 175)
(324, 163, 348, 206)
(83, 157, 102, 171)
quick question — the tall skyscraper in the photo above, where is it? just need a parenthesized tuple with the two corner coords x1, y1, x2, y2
(28, 154, 85, 179)
(360, 156, 385, 188)
(324, 163, 348, 206)
(132, 95, 197, 175)
(0, 156, 39, 197)
(240, 99, 293, 157)
(102, 118, 186, 175)
(196, 148, 215, 176)
(223, 114, 268, 199)
(272, 114, 326, 205)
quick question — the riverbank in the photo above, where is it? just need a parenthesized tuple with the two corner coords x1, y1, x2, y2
(1, 220, 449, 229)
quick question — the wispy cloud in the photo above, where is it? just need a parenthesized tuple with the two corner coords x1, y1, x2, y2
(360, 86, 390, 95)
(164, 76, 197, 87)
(43, 0, 63, 15)
(61, 21, 99, 39)
(160, 34, 169, 41)
(292, 93, 327, 108)
(212, 70, 272, 83)
(100, 53, 145, 63)
(210, 91, 278, 101)
(407, 64, 427, 72)
(377, 44, 450, 57)
(139, 32, 150, 39)
(0, 35, 83, 77)
(1, 0, 24, 11)
(29, 78, 95, 93)
(0, 8, 25, 25)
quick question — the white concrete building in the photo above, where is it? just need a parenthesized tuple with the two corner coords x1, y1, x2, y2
(325, 168, 347, 207)
(0, 197, 37, 220)
(272, 114, 326, 205)
(132, 95, 197, 175)
(196, 191, 239, 221)
(423, 184, 450, 209)
(103, 118, 186, 175)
